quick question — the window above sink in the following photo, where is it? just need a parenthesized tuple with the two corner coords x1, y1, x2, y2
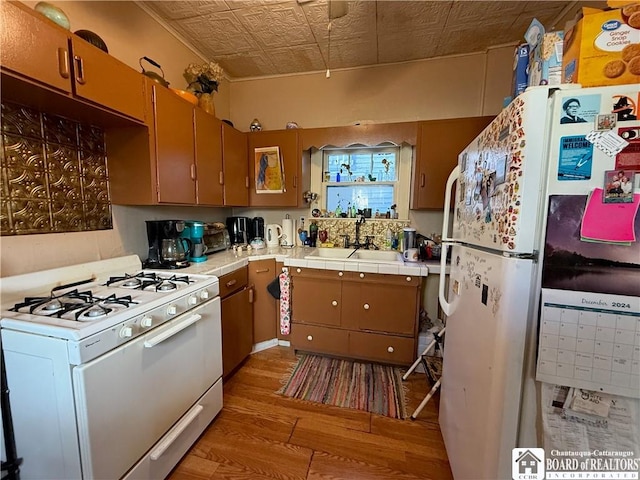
(308, 143, 413, 220)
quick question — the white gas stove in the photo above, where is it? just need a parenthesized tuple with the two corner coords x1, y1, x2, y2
(2, 256, 219, 364)
(1, 255, 223, 480)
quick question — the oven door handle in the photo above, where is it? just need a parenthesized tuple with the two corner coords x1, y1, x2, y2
(149, 404, 204, 461)
(144, 313, 202, 348)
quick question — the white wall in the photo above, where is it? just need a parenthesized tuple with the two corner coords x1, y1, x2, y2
(1, 2, 515, 277)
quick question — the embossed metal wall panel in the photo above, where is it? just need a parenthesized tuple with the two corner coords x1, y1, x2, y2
(0, 101, 112, 236)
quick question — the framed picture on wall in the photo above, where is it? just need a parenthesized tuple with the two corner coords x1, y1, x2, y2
(254, 146, 284, 194)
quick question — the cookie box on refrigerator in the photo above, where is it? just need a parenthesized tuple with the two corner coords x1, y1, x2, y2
(562, 4, 640, 87)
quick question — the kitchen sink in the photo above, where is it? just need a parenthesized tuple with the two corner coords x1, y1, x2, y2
(304, 248, 405, 264)
(351, 250, 404, 262)
(305, 247, 355, 259)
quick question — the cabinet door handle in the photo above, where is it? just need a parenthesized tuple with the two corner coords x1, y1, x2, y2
(387, 346, 394, 353)
(359, 273, 365, 278)
(296, 268, 301, 273)
(190, 164, 196, 180)
(338, 272, 343, 277)
(225, 279, 237, 287)
(363, 303, 370, 310)
(255, 268, 270, 273)
(331, 300, 338, 307)
(57, 48, 69, 79)
(420, 173, 425, 188)
(245, 176, 249, 188)
(73, 55, 85, 84)
(219, 171, 224, 185)
(406, 276, 412, 282)
(249, 286, 254, 303)
(293, 175, 298, 188)
(307, 335, 313, 341)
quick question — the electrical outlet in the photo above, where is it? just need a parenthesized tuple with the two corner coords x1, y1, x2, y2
(299, 216, 306, 228)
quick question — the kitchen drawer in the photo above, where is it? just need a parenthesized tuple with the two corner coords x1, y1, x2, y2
(291, 324, 348, 356)
(349, 331, 415, 366)
(289, 267, 346, 280)
(218, 267, 248, 299)
(344, 271, 422, 287)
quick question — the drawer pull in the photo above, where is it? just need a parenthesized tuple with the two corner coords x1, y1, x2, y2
(296, 268, 301, 273)
(359, 273, 365, 278)
(338, 271, 343, 277)
(331, 300, 338, 307)
(225, 279, 237, 287)
(363, 303, 370, 310)
(406, 276, 412, 282)
(307, 335, 313, 341)
(255, 268, 270, 273)
(387, 346, 394, 353)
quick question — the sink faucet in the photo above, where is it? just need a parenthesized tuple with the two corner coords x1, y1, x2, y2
(352, 215, 365, 248)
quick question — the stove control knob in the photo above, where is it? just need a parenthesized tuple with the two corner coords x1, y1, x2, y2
(140, 316, 153, 328)
(200, 290, 210, 300)
(167, 304, 177, 316)
(120, 326, 133, 338)
(188, 295, 198, 305)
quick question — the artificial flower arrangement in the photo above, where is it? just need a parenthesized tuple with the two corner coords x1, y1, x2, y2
(183, 61, 224, 95)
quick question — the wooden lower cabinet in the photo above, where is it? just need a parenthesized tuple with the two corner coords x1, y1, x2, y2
(290, 268, 421, 366)
(248, 259, 278, 344)
(219, 267, 253, 378)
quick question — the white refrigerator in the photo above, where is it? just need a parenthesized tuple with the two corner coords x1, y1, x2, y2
(437, 84, 640, 480)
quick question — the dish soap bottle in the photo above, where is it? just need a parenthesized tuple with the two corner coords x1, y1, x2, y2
(385, 227, 393, 250)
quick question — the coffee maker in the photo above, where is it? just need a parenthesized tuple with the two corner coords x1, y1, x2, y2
(251, 217, 265, 242)
(181, 220, 208, 263)
(144, 220, 191, 269)
(226, 216, 250, 246)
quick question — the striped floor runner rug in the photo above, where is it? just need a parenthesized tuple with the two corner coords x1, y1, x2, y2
(277, 354, 407, 419)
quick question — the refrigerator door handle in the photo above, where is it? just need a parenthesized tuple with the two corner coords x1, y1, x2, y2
(439, 165, 459, 317)
(439, 242, 454, 316)
(441, 165, 459, 243)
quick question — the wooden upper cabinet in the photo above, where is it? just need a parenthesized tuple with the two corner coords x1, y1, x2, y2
(70, 38, 145, 122)
(154, 84, 196, 204)
(412, 116, 494, 210)
(248, 129, 307, 207)
(1, 1, 72, 93)
(195, 110, 223, 206)
(222, 123, 249, 206)
(0, 1, 145, 123)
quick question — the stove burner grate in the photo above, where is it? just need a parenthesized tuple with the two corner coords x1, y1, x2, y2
(10, 288, 138, 321)
(105, 272, 193, 291)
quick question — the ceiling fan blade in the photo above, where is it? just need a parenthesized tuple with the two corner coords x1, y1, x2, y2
(328, 0, 348, 19)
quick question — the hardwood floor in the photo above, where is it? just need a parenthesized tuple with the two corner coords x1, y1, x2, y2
(168, 346, 452, 480)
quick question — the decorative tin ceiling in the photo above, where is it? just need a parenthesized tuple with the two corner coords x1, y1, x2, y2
(138, 0, 607, 79)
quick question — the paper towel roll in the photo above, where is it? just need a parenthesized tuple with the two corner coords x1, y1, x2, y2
(281, 218, 296, 247)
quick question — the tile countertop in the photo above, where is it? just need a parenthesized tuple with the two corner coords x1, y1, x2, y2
(180, 247, 449, 278)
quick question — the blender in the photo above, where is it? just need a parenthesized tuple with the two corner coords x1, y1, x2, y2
(181, 220, 208, 263)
